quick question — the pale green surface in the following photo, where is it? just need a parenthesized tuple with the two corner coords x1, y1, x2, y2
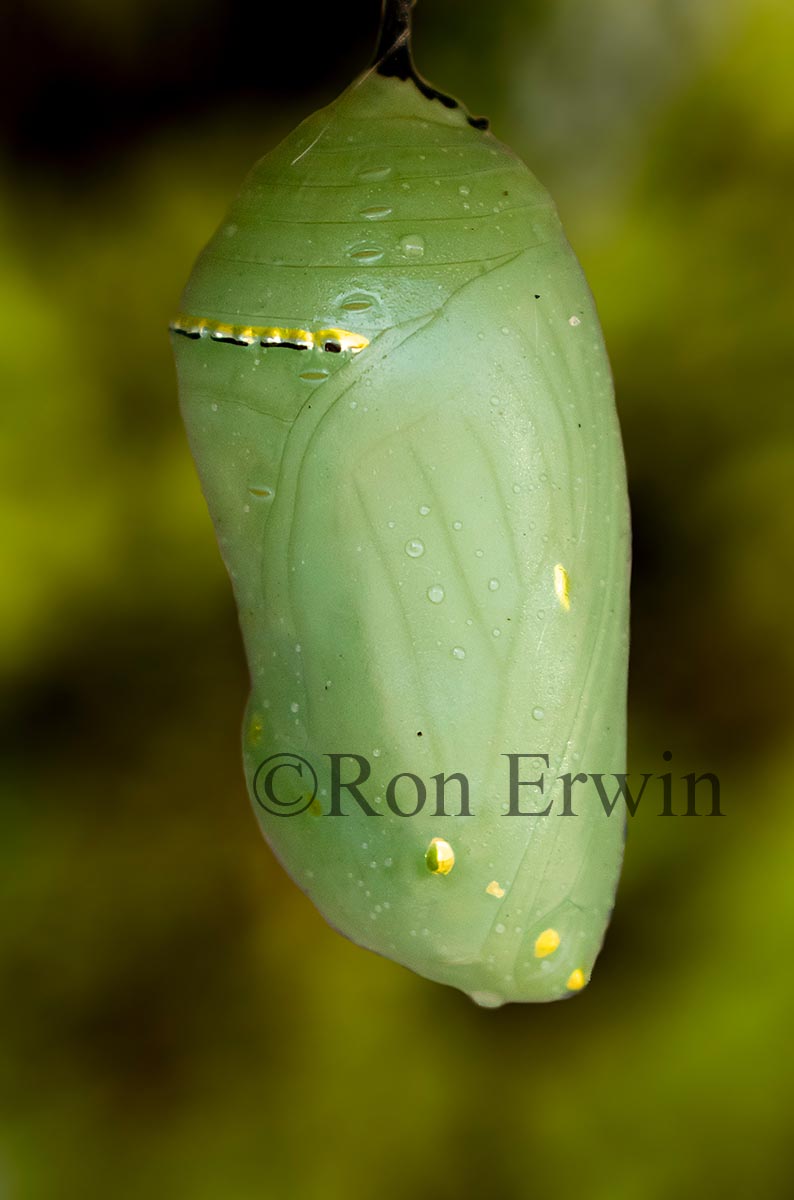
(173, 68, 630, 1004)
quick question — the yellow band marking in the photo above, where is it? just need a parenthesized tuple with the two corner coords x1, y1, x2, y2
(485, 880, 505, 898)
(170, 313, 369, 354)
(534, 928, 561, 958)
(566, 968, 586, 991)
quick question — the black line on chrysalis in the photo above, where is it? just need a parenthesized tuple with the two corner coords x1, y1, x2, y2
(374, 0, 489, 131)
(211, 333, 253, 345)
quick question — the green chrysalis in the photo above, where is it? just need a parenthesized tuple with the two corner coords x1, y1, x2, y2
(171, 0, 630, 1005)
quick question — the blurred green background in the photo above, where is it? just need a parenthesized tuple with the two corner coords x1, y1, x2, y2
(2, 0, 793, 1195)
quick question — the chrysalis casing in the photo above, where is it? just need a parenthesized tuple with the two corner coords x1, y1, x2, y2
(171, 0, 630, 1006)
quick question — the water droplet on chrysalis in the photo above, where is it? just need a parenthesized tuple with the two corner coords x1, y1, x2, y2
(399, 234, 425, 259)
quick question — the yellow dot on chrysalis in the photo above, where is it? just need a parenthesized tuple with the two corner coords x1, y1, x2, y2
(486, 880, 505, 898)
(554, 563, 571, 611)
(247, 714, 264, 746)
(566, 968, 586, 991)
(534, 928, 561, 958)
(426, 837, 455, 875)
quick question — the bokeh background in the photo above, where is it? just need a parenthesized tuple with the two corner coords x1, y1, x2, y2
(3, 0, 793, 1195)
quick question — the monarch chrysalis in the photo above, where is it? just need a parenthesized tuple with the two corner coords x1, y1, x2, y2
(171, 0, 630, 1005)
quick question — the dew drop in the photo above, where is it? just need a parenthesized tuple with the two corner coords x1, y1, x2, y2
(488, 578, 500, 591)
(427, 585, 445, 604)
(399, 234, 425, 259)
(532, 707, 545, 721)
(360, 205, 393, 220)
(290, 702, 299, 713)
(470, 991, 504, 1009)
(453, 520, 463, 530)
(405, 539, 425, 558)
(492, 627, 501, 638)
(419, 504, 430, 516)
(569, 315, 581, 326)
